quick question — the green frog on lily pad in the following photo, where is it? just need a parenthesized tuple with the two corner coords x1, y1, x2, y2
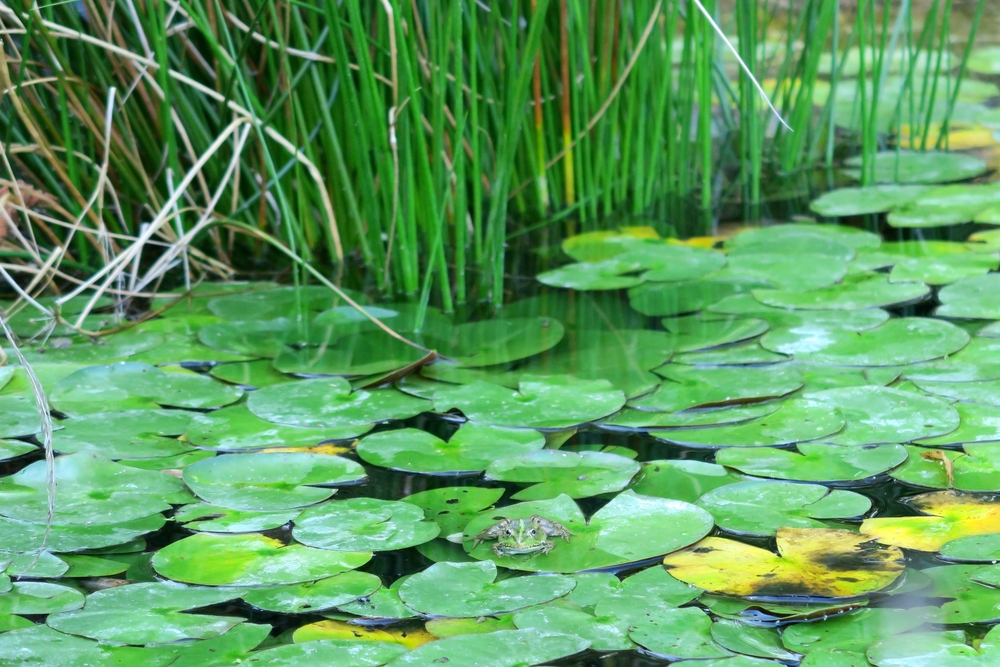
(472, 515, 573, 556)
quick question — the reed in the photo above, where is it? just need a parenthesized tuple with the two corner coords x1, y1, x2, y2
(0, 0, 982, 321)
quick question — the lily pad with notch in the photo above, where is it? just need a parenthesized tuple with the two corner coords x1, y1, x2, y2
(0, 514, 165, 553)
(841, 150, 989, 184)
(660, 315, 769, 352)
(914, 402, 1000, 447)
(484, 450, 640, 500)
(629, 460, 742, 503)
(536, 259, 646, 291)
(634, 364, 802, 413)
(781, 607, 934, 656)
(710, 620, 800, 662)
(628, 277, 774, 317)
(52, 409, 195, 459)
(806, 386, 959, 445)
(463, 491, 714, 573)
(210, 360, 294, 388)
(915, 378, 1000, 407)
(867, 626, 1000, 667)
(888, 183, 1000, 228)
(917, 564, 1000, 624)
(0, 439, 35, 462)
(384, 628, 589, 667)
(602, 402, 783, 431)
(627, 607, 732, 660)
(401, 487, 505, 536)
(937, 274, 1000, 320)
(230, 639, 408, 667)
(662, 527, 905, 599)
(717, 443, 908, 483)
(174, 503, 301, 533)
(673, 341, 789, 366)
(183, 452, 366, 511)
(810, 184, 930, 217)
(186, 404, 369, 452)
(0, 625, 169, 667)
(152, 532, 372, 586)
(725, 223, 881, 252)
(861, 491, 1000, 552)
(293, 497, 441, 552)
(0, 582, 84, 615)
(721, 253, 848, 292)
(243, 571, 382, 613)
(357, 423, 545, 475)
(892, 444, 1000, 492)
(752, 272, 929, 311)
(512, 606, 634, 651)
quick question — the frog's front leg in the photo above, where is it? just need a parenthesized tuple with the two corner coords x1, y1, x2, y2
(532, 515, 573, 542)
(473, 519, 512, 548)
(539, 539, 555, 555)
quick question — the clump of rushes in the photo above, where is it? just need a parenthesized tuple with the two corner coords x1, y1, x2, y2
(0, 0, 980, 316)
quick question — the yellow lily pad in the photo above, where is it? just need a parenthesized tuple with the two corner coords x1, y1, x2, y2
(861, 491, 1000, 552)
(662, 527, 904, 599)
(292, 619, 435, 649)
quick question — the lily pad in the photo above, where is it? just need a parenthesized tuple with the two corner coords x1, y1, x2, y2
(782, 607, 932, 655)
(484, 450, 640, 500)
(810, 185, 930, 217)
(0, 514, 165, 553)
(357, 423, 544, 475)
(861, 491, 1000, 552)
(463, 491, 714, 573)
(673, 341, 789, 365)
(174, 503, 301, 533)
(434, 317, 565, 367)
(0, 582, 84, 614)
(384, 628, 588, 667)
(937, 275, 1000, 319)
(52, 409, 195, 459)
(433, 375, 625, 429)
(152, 532, 371, 586)
(335, 576, 418, 620)
(894, 444, 1000, 492)
(888, 183, 1000, 228)
(842, 151, 989, 184)
(183, 452, 366, 511)
(0, 453, 188, 524)
(661, 315, 769, 352)
(662, 527, 905, 599)
(46, 582, 244, 645)
(272, 330, 429, 377)
(722, 253, 847, 292)
(210, 360, 293, 387)
(654, 398, 846, 448)
(915, 402, 1000, 446)
(634, 364, 803, 413)
(401, 487, 505, 536)
(0, 625, 171, 667)
(537, 259, 645, 291)
(186, 404, 369, 451)
(752, 273, 929, 311)
(512, 606, 633, 651)
(629, 277, 774, 317)
(726, 223, 881, 252)
(867, 627, 1000, 667)
(0, 394, 43, 438)
(0, 440, 34, 462)
(762, 317, 970, 366)
(806, 386, 959, 445)
(49, 362, 243, 415)
(968, 45, 1000, 74)
(711, 620, 799, 661)
(398, 560, 575, 617)
(920, 564, 1000, 624)
(234, 639, 408, 667)
(916, 379, 1000, 407)
(630, 460, 741, 503)
(941, 533, 1000, 562)
(243, 571, 382, 613)
(717, 443, 908, 482)
(248, 377, 430, 428)
(207, 285, 366, 321)
(293, 497, 441, 552)
(695, 481, 871, 537)
(628, 607, 731, 660)
(602, 402, 782, 430)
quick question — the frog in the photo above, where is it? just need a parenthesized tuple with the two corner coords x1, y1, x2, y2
(472, 515, 573, 556)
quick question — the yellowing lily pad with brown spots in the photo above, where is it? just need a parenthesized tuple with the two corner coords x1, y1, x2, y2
(861, 491, 1000, 552)
(662, 527, 905, 599)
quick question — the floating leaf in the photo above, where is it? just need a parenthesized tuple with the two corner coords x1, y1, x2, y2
(207, 285, 366, 321)
(0, 453, 187, 524)
(717, 443, 908, 483)
(842, 151, 989, 184)
(888, 183, 1000, 228)
(630, 460, 741, 503)
(867, 627, 1000, 667)
(334, 577, 418, 620)
(0, 625, 168, 667)
(968, 45, 1000, 74)
(696, 481, 871, 537)
(635, 365, 802, 413)
(183, 452, 365, 511)
(915, 378, 1000, 407)
(52, 410, 195, 459)
(861, 491, 1000, 552)
(398, 560, 575, 617)
(810, 185, 930, 217)
(627, 607, 730, 660)
(654, 398, 846, 448)
(186, 404, 368, 451)
(293, 497, 440, 552)
(674, 341, 789, 365)
(293, 618, 433, 648)
(726, 223, 881, 252)
(537, 259, 645, 291)
(273, 330, 429, 376)
(603, 402, 782, 430)
(46, 582, 244, 645)
(661, 315, 769, 352)
(937, 275, 1000, 319)
(234, 639, 408, 667)
(806, 386, 959, 445)
(512, 607, 633, 651)
(663, 528, 905, 599)
(49, 362, 243, 416)
(152, 533, 371, 586)
(711, 620, 800, 661)
(433, 375, 625, 429)
(941, 533, 1000, 562)
(401, 487, 505, 536)
(915, 402, 1000, 446)
(174, 503, 300, 533)
(752, 273, 928, 311)
(920, 564, 1000, 624)
(436, 317, 565, 367)
(384, 628, 588, 667)
(781, 607, 932, 655)
(0, 514, 165, 553)
(629, 278, 773, 317)
(485, 450, 640, 500)
(463, 491, 714, 573)
(722, 253, 847, 292)
(0, 440, 34, 462)
(357, 423, 544, 475)
(248, 378, 430, 428)
(210, 360, 293, 388)
(243, 571, 381, 613)
(0, 582, 84, 615)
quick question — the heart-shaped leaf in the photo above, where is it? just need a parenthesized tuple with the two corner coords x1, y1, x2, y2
(293, 497, 441, 552)
(485, 450, 640, 500)
(248, 378, 430, 428)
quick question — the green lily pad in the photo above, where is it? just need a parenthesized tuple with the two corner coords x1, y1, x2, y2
(795, 363, 902, 391)
(183, 452, 366, 511)
(0, 514, 165, 553)
(24, 333, 168, 365)
(0, 440, 34, 462)
(0, 614, 33, 632)
(861, 491, 1000, 552)
(674, 341, 789, 365)
(3, 551, 69, 578)
(0, 394, 43, 438)
(629, 277, 773, 316)
(335, 576, 417, 620)
(59, 554, 132, 577)
(904, 338, 1000, 382)
(433, 375, 625, 429)
(207, 285, 366, 321)
(186, 404, 369, 451)
(52, 409, 195, 459)
(726, 223, 881, 252)
(46, 582, 244, 645)
(630, 460, 741, 502)
(0, 625, 171, 667)
(210, 360, 294, 387)
(661, 315, 769, 352)
(709, 293, 891, 330)
(711, 620, 799, 661)
(752, 273, 929, 311)
(485, 450, 640, 500)
(537, 259, 645, 291)
(810, 185, 931, 217)
(627, 606, 730, 660)
(888, 183, 1000, 228)
(635, 364, 802, 413)
(199, 317, 324, 358)
(782, 607, 932, 655)
(174, 503, 301, 533)
(602, 402, 782, 430)
(50, 363, 243, 416)
(401, 487, 505, 536)
(654, 398, 846, 448)
(915, 402, 1000, 446)
(763, 317, 970, 366)
(663, 527, 905, 599)
(0, 582, 84, 614)
(398, 560, 575, 617)
(867, 627, 1000, 667)
(916, 378, 1000, 407)
(696, 481, 871, 537)
(0, 453, 188, 524)
(937, 275, 1000, 319)
(463, 491, 714, 573)
(940, 533, 1000, 562)
(889, 253, 999, 286)
(512, 606, 633, 651)
(717, 443, 908, 482)
(721, 253, 847, 292)
(434, 317, 565, 367)
(234, 639, 408, 667)
(357, 423, 544, 475)
(272, 330, 432, 377)
(384, 628, 588, 667)
(968, 45, 1000, 74)
(248, 378, 430, 428)
(806, 386, 959, 445)
(152, 532, 371, 586)
(842, 151, 989, 184)
(243, 571, 382, 613)
(918, 564, 1000, 624)
(293, 497, 441, 552)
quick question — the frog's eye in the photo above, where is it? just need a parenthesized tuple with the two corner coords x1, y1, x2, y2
(529, 529, 538, 537)
(504, 529, 514, 537)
